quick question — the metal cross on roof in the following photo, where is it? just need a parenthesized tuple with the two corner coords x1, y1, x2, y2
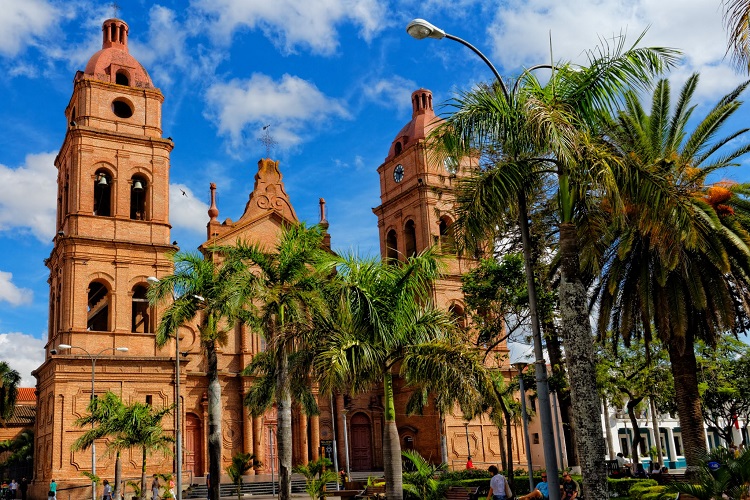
(259, 124, 277, 158)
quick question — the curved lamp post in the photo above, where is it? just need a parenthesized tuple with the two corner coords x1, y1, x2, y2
(147, 276, 183, 500)
(56, 344, 128, 500)
(407, 18, 560, 500)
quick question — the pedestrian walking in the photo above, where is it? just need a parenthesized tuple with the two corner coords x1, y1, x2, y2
(18, 479, 27, 500)
(151, 476, 160, 500)
(102, 480, 112, 500)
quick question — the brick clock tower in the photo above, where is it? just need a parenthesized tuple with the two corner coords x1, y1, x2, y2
(33, 18, 176, 498)
(370, 88, 513, 468)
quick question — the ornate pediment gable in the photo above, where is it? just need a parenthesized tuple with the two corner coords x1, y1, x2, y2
(239, 158, 298, 223)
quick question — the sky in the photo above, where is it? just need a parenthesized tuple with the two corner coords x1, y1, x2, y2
(0, 0, 748, 386)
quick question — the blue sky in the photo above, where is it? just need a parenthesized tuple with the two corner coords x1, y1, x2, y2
(1, 0, 748, 385)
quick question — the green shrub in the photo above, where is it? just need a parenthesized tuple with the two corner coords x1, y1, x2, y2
(628, 480, 672, 500)
(609, 478, 656, 498)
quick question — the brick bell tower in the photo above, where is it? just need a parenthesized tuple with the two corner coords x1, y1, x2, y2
(371, 88, 511, 468)
(33, 18, 176, 498)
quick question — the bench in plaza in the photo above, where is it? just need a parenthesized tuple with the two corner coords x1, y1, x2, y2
(445, 485, 480, 500)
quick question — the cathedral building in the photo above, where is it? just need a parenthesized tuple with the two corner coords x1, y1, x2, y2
(31, 18, 527, 499)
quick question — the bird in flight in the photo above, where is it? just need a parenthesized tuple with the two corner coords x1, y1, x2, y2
(180, 189, 187, 197)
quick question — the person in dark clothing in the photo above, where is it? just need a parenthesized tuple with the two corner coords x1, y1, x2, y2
(18, 479, 27, 500)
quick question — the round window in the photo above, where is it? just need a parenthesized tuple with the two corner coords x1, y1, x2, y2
(112, 98, 133, 119)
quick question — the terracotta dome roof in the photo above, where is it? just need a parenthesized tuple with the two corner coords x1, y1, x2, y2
(83, 18, 153, 88)
(386, 89, 444, 160)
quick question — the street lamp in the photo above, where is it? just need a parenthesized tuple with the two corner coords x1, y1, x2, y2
(55, 344, 128, 500)
(514, 362, 535, 491)
(147, 276, 183, 500)
(342, 409, 351, 481)
(407, 18, 560, 499)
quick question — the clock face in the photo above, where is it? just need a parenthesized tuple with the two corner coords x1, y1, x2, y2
(443, 157, 458, 174)
(393, 164, 405, 183)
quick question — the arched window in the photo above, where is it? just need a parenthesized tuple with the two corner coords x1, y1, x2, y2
(93, 170, 112, 216)
(449, 304, 467, 330)
(404, 220, 417, 258)
(130, 176, 147, 220)
(131, 285, 152, 333)
(394, 142, 402, 156)
(386, 229, 398, 264)
(87, 281, 110, 331)
(439, 216, 455, 253)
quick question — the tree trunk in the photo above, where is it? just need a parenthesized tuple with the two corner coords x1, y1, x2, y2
(602, 395, 616, 459)
(498, 423, 507, 473)
(667, 333, 707, 476)
(140, 447, 147, 500)
(382, 372, 403, 500)
(504, 409, 514, 480)
(114, 451, 122, 500)
(559, 222, 608, 499)
(626, 397, 645, 466)
(276, 344, 293, 500)
(545, 322, 579, 467)
(440, 414, 449, 464)
(650, 397, 664, 467)
(206, 340, 222, 500)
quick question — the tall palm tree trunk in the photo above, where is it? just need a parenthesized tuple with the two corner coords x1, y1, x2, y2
(141, 447, 147, 500)
(206, 340, 222, 500)
(667, 333, 707, 476)
(276, 345, 293, 500)
(382, 372, 403, 500)
(114, 452, 122, 500)
(503, 408, 514, 479)
(559, 222, 608, 499)
(544, 322, 579, 466)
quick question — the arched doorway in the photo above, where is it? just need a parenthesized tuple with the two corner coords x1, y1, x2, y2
(185, 413, 204, 477)
(350, 413, 373, 471)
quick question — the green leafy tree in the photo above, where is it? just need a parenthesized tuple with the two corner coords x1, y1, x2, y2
(226, 452, 259, 500)
(72, 392, 127, 500)
(0, 361, 20, 422)
(594, 74, 750, 472)
(149, 253, 240, 500)
(697, 337, 750, 445)
(292, 456, 338, 500)
(310, 250, 489, 500)
(0, 429, 33, 469)
(110, 401, 174, 500)
(220, 223, 333, 500)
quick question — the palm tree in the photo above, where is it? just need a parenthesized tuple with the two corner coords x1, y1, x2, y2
(73, 392, 127, 500)
(0, 429, 33, 470)
(0, 361, 20, 422)
(310, 250, 489, 500)
(110, 401, 174, 500)
(400, 450, 446, 500)
(226, 452, 258, 500)
(292, 456, 338, 500)
(219, 223, 334, 500)
(148, 253, 239, 500)
(430, 34, 679, 498)
(723, 0, 750, 73)
(593, 74, 750, 473)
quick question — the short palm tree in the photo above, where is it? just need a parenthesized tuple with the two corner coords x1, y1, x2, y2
(401, 450, 447, 500)
(149, 253, 240, 500)
(110, 401, 174, 500)
(311, 250, 489, 500)
(595, 74, 750, 471)
(219, 223, 334, 500)
(226, 452, 259, 500)
(73, 392, 127, 500)
(0, 361, 20, 422)
(292, 456, 338, 500)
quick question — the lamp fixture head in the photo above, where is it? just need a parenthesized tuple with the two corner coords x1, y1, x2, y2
(115, 347, 129, 352)
(58, 344, 72, 350)
(406, 19, 446, 40)
(146, 276, 160, 284)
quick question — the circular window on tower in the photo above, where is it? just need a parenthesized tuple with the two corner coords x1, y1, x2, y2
(112, 98, 134, 119)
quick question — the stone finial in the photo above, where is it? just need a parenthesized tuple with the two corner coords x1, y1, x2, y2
(208, 183, 219, 221)
(319, 198, 329, 228)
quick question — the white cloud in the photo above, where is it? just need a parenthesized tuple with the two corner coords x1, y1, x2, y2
(0, 271, 33, 306)
(0, 0, 58, 57)
(205, 73, 350, 152)
(362, 75, 418, 117)
(0, 332, 44, 386)
(193, 0, 387, 55)
(169, 184, 210, 235)
(486, 0, 744, 98)
(0, 152, 57, 242)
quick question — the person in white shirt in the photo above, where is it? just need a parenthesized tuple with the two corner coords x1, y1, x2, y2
(487, 465, 510, 500)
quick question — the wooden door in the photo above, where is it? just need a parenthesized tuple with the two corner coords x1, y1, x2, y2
(350, 413, 372, 471)
(185, 413, 204, 476)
